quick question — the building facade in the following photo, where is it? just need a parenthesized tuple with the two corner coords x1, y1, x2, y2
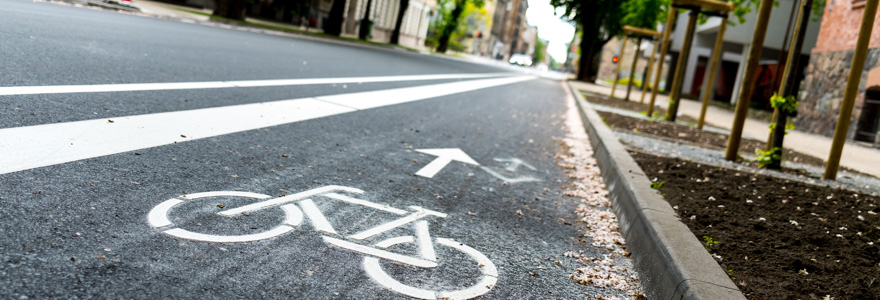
(797, 0, 880, 147)
(488, 0, 528, 61)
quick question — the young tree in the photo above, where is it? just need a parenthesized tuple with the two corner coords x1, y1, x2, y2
(436, 0, 484, 53)
(549, 0, 667, 82)
(533, 39, 547, 64)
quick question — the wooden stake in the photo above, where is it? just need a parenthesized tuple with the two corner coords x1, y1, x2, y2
(824, 0, 879, 179)
(724, 0, 775, 161)
(697, 15, 728, 129)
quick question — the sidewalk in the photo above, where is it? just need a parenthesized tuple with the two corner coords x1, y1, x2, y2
(569, 80, 880, 178)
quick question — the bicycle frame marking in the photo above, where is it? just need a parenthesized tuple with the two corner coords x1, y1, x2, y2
(147, 185, 498, 299)
(148, 186, 448, 267)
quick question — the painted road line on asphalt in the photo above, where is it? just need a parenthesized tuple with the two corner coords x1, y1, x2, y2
(0, 76, 534, 175)
(0, 73, 514, 96)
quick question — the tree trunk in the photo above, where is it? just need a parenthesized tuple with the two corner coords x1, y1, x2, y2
(324, 0, 347, 36)
(358, 0, 374, 40)
(214, 0, 246, 20)
(436, 0, 466, 53)
(390, 0, 410, 44)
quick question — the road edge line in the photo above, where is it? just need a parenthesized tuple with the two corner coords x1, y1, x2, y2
(566, 81, 746, 300)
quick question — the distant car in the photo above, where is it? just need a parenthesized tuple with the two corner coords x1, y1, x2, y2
(508, 54, 532, 67)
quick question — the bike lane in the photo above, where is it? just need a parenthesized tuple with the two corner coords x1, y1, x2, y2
(0, 78, 640, 299)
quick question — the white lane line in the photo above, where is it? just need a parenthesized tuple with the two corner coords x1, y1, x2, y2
(0, 76, 534, 175)
(0, 73, 513, 96)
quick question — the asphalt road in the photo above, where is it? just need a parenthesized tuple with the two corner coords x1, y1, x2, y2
(0, 1, 625, 298)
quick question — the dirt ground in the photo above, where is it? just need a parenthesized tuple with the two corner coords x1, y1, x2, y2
(582, 93, 880, 299)
(632, 151, 880, 299)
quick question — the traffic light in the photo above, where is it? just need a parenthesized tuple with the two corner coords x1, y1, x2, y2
(475, 31, 482, 39)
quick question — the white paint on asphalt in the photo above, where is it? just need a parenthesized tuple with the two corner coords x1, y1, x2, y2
(362, 237, 498, 300)
(414, 148, 480, 178)
(219, 185, 364, 216)
(147, 198, 183, 228)
(324, 236, 437, 268)
(164, 225, 294, 243)
(0, 73, 514, 96)
(0, 76, 534, 175)
(299, 199, 338, 235)
(323, 193, 408, 215)
(415, 220, 437, 262)
(493, 157, 536, 172)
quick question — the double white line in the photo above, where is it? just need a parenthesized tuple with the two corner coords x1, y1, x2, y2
(0, 73, 534, 175)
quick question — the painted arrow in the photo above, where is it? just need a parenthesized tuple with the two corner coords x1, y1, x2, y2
(414, 148, 480, 178)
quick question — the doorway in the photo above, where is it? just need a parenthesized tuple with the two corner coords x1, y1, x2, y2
(855, 87, 880, 143)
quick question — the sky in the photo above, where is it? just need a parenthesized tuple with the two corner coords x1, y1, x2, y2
(525, 0, 576, 63)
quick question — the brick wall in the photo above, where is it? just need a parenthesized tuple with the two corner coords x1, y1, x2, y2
(813, 0, 880, 53)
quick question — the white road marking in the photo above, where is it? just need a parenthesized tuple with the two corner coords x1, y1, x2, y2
(323, 193, 407, 215)
(0, 73, 514, 96)
(164, 225, 294, 243)
(362, 237, 498, 300)
(0, 76, 534, 175)
(182, 191, 274, 200)
(414, 148, 480, 178)
(493, 157, 537, 172)
(349, 206, 446, 240)
(220, 185, 363, 216)
(148, 198, 183, 228)
(415, 220, 437, 262)
(480, 166, 542, 183)
(299, 199, 338, 235)
(324, 236, 437, 268)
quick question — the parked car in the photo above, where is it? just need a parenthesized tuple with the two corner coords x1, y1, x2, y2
(508, 54, 532, 67)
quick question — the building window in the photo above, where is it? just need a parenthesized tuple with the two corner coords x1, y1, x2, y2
(853, 0, 867, 8)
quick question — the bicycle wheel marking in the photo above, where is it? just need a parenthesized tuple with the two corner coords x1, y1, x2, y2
(148, 191, 301, 243)
(363, 237, 498, 300)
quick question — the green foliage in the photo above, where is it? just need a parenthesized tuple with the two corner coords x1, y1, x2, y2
(650, 181, 665, 189)
(432, 0, 484, 52)
(534, 39, 547, 64)
(615, 78, 643, 88)
(722, 0, 826, 26)
(755, 147, 782, 168)
(702, 236, 719, 252)
(770, 93, 799, 117)
(622, 0, 670, 29)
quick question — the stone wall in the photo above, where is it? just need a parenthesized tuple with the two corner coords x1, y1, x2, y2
(796, 48, 880, 145)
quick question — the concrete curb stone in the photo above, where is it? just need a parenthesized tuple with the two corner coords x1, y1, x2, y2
(567, 82, 746, 300)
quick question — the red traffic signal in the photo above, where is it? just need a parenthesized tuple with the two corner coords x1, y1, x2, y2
(612, 56, 619, 63)
(475, 31, 482, 38)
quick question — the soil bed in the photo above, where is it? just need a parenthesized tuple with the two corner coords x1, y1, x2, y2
(596, 110, 826, 168)
(583, 92, 699, 124)
(631, 151, 880, 299)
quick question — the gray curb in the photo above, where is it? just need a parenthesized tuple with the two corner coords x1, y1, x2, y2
(568, 82, 746, 300)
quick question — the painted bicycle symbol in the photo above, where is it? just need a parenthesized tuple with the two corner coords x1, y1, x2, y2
(148, 185, 497, 300)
